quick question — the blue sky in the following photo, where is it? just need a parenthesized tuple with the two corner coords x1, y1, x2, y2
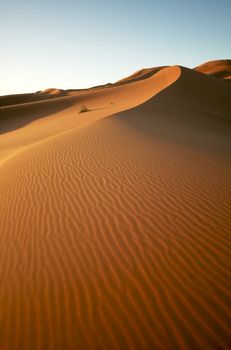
(1, 0, 231, 95)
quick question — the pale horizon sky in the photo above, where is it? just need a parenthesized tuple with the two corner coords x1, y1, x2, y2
(1, 0, 231, 95)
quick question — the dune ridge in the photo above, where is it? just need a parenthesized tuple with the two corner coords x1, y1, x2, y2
(1, 59, 229, 109)
(0, 65, 181, 162)
(195, 59, 231, 81)
(0, 61, 231, 349)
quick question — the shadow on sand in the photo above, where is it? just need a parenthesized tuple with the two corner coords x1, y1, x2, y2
(0, 97, 75, 135)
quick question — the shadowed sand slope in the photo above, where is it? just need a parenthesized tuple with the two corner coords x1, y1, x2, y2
(117, 66, 231, 150)
(0, 92, 60, 107)
(0, 96, 75, 135)
(0, 64, 231, 349)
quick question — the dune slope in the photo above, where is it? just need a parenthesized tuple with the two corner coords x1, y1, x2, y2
(0, 66, 180, 161)
(195, 59, 231, 81)
(0, 64, 231, 350)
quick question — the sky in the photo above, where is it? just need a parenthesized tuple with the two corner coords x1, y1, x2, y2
(1, 0, 231, 95)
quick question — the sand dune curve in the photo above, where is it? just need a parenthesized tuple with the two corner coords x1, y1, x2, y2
(195, 59, 231, 81)
(0, 65, 180, 162)
(0, 62, 231, 349)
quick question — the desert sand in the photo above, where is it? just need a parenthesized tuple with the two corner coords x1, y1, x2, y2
(0, 60, 231, 349)
(195, 59, 231, 80)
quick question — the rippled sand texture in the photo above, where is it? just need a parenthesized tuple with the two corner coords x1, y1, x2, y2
(0, 61, 231, 349)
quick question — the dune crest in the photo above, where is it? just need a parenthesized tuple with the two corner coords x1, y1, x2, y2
(0, 65, 181, 163)
(115, 66, 167, 85)
(195, 59, 231, 80)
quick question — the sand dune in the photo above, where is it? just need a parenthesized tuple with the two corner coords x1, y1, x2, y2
(39, 88, 66, 95)
(0, 65, 180, 161)
(0, 61, 231, 349)
(115, 66, 167, 85)
(195, 59, 231, 81)
(0, 92, 58, 108)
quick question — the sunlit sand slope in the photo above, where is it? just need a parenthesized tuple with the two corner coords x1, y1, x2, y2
(0, 64, 231, 349)
(0, 66, 180, 161)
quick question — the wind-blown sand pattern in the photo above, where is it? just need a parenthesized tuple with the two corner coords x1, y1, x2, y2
(0, 61, 231, 349)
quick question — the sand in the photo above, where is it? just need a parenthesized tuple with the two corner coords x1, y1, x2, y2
(195, 59, 231, 81)
(0, 60, 231, 349)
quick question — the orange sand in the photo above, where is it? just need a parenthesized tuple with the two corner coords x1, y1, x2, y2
(195, 59, 231, 81)
(0, 60, 231, 349)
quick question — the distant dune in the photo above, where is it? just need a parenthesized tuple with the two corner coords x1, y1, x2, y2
(39, 88, 67, 96)
(115, 66, 167, 84)
(0, 60, 231, 349)
(195, 59, 231, 81)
